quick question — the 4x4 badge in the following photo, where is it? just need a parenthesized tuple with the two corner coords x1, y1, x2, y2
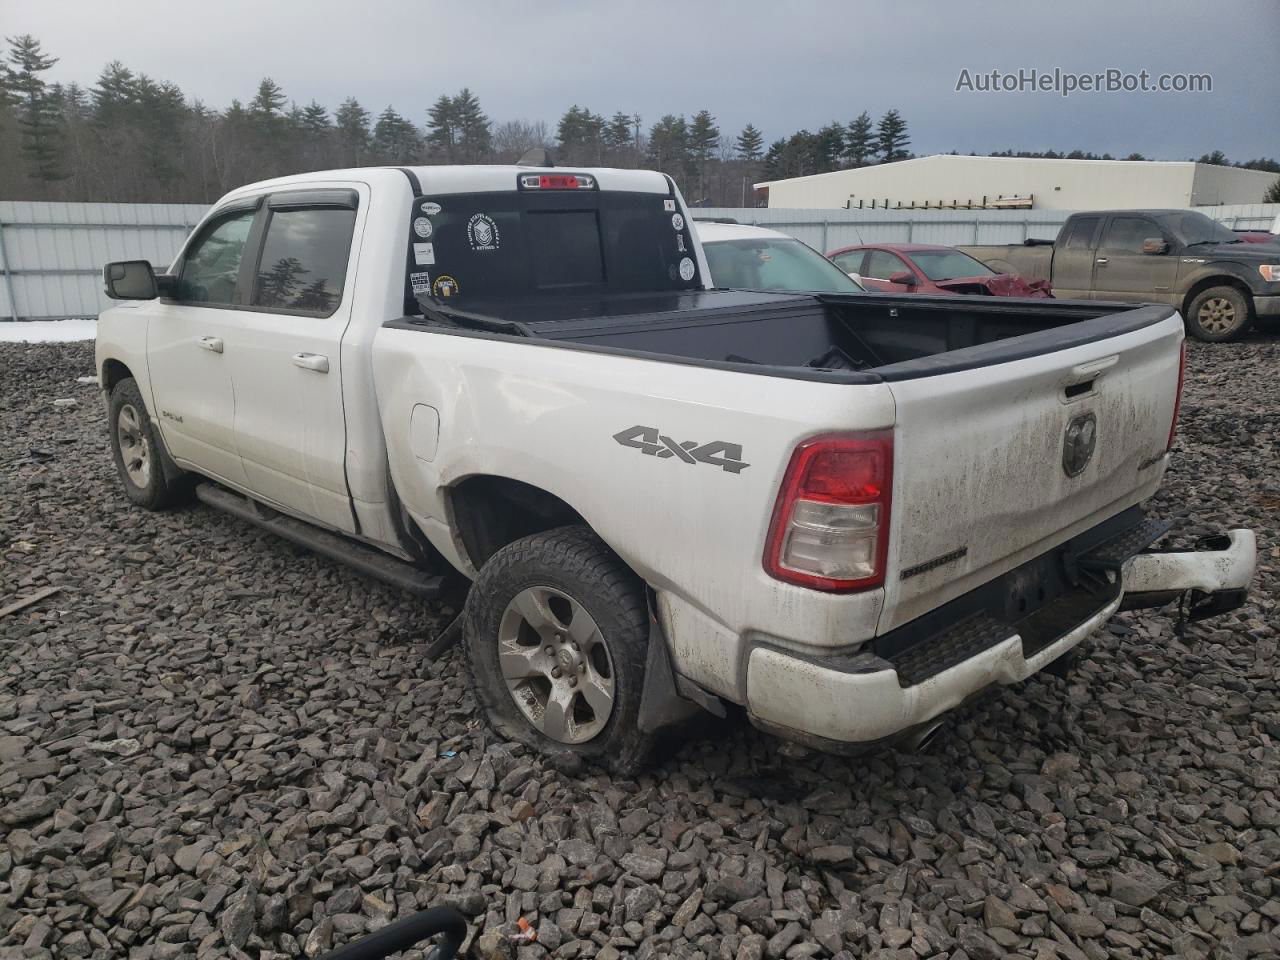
(613, 425, 749, 474)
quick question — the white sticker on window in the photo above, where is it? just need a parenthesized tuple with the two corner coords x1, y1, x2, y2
(664, 198, 676, 212)
(679, 257, 695, 281)
(410, 272, 431, 294)
(671, 213, 685, 231)
(420, 201, 442, 215)
(413, 217, 433, 239)
(413, 242, 435, 266)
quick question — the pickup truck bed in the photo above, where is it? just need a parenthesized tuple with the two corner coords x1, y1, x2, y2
(390, 288, 1176, 381)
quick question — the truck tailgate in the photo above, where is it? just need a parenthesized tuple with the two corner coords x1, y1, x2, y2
(877, 314, 1184, 632)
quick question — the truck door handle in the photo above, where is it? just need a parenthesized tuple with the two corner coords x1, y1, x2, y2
(292, 352, 329, 373)
(1095, 257, 1109, 265)
(197, 336, 224, 353)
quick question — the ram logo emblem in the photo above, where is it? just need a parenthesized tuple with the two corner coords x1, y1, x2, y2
(1062, 413, 1097, 478)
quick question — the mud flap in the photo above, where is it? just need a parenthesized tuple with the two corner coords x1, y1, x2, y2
(1122, 529, 1256, 620)
(637, 607, 722, 734)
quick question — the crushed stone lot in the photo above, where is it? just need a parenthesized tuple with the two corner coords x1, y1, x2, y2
(1, 338, 1277, 960)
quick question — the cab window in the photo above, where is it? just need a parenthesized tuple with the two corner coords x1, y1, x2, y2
(177, 210, 256, 304)
(251, 207, 357, 316)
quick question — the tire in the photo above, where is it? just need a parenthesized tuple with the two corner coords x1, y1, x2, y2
(1185, 285, 1252, 342)
(108, 378, 190, 510)
(463, 525, 654, 775)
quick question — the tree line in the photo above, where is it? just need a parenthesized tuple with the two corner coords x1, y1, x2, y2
(2, 34, 1277, 206)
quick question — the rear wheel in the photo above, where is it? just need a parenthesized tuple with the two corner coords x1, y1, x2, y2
(1185, 286, 1251, 342)
(108, 378, 190, 510)
(464, 526, 654, 774)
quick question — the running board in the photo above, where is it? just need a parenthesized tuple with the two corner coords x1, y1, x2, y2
(194, 483, 444, 599)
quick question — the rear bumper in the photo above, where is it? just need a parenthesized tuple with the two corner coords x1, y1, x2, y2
(744, 524, 1256, 748)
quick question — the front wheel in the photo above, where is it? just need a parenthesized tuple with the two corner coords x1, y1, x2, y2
(108, 377, 190, 510)
(1185, 286, 1252, 342)
(463, 526, 654, 774)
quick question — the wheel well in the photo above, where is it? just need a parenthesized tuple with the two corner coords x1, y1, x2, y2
(449, 476, 585, 569)
(1182, 276, 1253, 319)
(101, 359, 134, 393)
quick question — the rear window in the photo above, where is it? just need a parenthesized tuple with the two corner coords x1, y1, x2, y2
(402, 182, 699, 309)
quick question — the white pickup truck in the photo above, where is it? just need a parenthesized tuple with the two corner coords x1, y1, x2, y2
(96, 164, 1257, 772)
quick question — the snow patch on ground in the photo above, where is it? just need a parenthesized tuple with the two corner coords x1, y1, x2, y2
(0, 319, 97, 342)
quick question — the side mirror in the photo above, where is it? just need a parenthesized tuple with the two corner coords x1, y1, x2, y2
(1142, 237, 1169, 255)
(888, 270, 917, 286)
(104, 260, 159, 300)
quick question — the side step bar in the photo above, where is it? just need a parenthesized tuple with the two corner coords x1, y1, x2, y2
(194, 483, 444, 599)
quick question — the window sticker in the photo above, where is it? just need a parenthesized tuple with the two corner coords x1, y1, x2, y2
(420, 201, 442, 215)
(671, 213, 685, 231)
(663, 198, 676, 212)
(413, 242, 435, 266)
(678, 257, 696, 282)
(467, 213, 500, 252)
(432, 275, 460, 297)
(409, 271, 431, 295)
(676, 234, 687, 252)
(413, 217, 433, 239)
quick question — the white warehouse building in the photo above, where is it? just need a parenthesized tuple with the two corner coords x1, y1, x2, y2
(756, 155, 1279, 211)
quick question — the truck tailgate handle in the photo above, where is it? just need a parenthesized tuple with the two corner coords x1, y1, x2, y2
(292, 352, 330, 373)
(197, 336, 224, 354)
(1095, 257, 1109, 265)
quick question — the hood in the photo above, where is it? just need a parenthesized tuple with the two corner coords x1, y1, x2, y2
(933, 274, 1053, 298)
(1188, 240, 1280, 260)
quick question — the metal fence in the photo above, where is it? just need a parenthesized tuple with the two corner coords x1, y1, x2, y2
(1, 199, 1276, 321)
(687, 202, 1280, 255)
(0, 201, 208, 321)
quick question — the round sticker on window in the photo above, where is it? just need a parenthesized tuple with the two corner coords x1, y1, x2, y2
(420, 201, 442, 215)
(413, 217, 433, 239)
(671, 213, 685, 231)
(432, 274, 459, 297)
(678, 257, 696, 282)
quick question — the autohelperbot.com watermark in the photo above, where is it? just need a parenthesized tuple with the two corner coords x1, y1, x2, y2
(955, 68, 1212, 98)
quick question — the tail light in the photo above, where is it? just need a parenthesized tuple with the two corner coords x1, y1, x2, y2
(764, 431, 893, 592)
(1166, 339, 1186, 451)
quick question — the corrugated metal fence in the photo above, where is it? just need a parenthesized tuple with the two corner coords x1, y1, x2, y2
(687, 202, 1280, 256)
(1, 199, 1276, 320)
(0, 201, 208, 321)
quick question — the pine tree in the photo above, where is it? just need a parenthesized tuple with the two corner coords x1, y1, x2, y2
(603, 112, 633, 153)
(250, 78, 286, 119)
(815, 122, 845, 172)
(6, 34, 65, 183)
(1265, 177, 1280, 204)
(646, 114, 689, 181)
(735, 123, 763, 162)
(844, 111, 874, 167)
(688, 109, 719, 200)
(334, 97, 371, 165)
(761, 139, 787, 180)
(876, 109, 910, 163)
(556, 105, 604, 164)
(453, 88, 491, 163)
(373, 105, 421, 162)
(300, 101, 330, 133)
(426, 93, 456, 161)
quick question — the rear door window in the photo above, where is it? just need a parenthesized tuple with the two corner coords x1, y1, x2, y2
(251, 207, 357, 316)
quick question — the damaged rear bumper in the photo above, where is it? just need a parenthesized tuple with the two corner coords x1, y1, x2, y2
(743, 518, 1257, 749)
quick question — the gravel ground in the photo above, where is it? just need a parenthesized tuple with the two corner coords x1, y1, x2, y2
(1, 338, 1277, 960)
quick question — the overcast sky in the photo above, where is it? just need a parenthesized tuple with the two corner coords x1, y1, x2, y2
(3, 0, 1275, 161)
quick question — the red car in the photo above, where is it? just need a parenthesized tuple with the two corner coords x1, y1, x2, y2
(826, 243, 1052, 298)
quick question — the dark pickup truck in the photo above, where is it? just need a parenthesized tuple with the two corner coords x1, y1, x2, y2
(961, 209, 1280, 341)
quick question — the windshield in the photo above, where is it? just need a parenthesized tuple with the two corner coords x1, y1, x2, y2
(1165, 210, 1239, 246)
(908, 249, 995, 280)
(702, 237, 864, 294)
